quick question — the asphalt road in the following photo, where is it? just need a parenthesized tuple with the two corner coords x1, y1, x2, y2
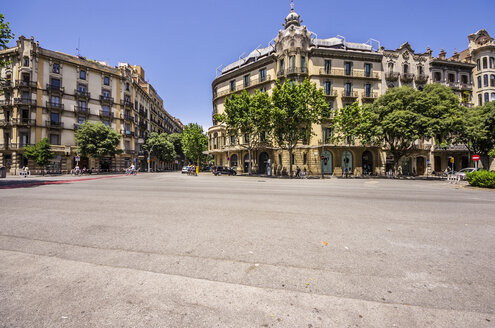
(0, 173, 494, 327)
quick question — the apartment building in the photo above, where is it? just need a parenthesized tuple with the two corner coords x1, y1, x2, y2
(207, 4, 490, 176)
(0, 36, 183, 174)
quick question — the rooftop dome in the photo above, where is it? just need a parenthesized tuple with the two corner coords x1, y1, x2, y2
(284, 0, 301, 29)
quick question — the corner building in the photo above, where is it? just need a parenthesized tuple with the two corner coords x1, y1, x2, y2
(208, 5, 493, 176)
(0, 36, 183, 174)
(209, 5, 384, 176)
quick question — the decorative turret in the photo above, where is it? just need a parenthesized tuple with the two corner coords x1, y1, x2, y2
(284, 0, 301, 29)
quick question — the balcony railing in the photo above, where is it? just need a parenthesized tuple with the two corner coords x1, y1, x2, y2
(0, 119, 12, 126)
(12, 118, 36, 126)
(121, 130, 135, 137)
(99, 110, 113, 118)
(8, 143, 34, 149)
(460, 83, 473, 90)
(434, 144, 468, 151)
(74, 89, 91, 98)
(385, 71, 400, 81)
(341, 91, 359, 98)
(121, 113, 134, 121)
(319, 68, 380, 79)
(46, 84, 64, 92)
(120, 99, 133, 108)
(0, 99, 12, 107)
(74, 105, 90, 115)
(99, 95, 114, 103)
(287, 67, 308, 74)
(46, 101, 64, 110)
(324, 90, 338, 97)
(362, 92, 378, 99)
(15, 80, 37, 88)
(400, 73, 415, 82)
(45, 120, 64, 128)
(13, 98, 37, 106)
(0, 81, 13, 89)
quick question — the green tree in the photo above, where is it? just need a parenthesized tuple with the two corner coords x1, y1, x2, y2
(271, 79, 329, 177)
(181, 123, 208, 166)
(0, 13, 14, 69)
(143, 132, 176, 164)
(167, 132, 184, 167)
(75, 122, 121, 161)
(215, 90, 272, 174)
(23, 138, 54, 175)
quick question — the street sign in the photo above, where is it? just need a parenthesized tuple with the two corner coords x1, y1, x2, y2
(75, 156, 80, 162)
(449, 157, 455, 163)
(472, 155, 480, 161)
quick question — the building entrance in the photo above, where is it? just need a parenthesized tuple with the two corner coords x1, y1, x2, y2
(259, 152, 269, 174)
(416, 157, 425, 175)
(362, 150, 373, 175)
(322, 150, 332, 174)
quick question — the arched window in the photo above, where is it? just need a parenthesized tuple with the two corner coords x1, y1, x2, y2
(491, 57, 495, 69)
(479, 94, 483, 105)
(491, 75, 495, 87)
(387, 62, 394, 72)
(478, 76, 482, 88)
(403, 64, 409, 74)
(23, 57, 29, 67)
(484, 93, 489, 103)
(477, 59, 481, 70)
(492, 93, 495, 101)
(434, 72, 442, 82)
(483, 57, 488, 69)
(484, 74, 489, 87)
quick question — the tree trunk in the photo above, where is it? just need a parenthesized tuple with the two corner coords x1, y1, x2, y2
(289, 148, 293, 178)
(248, 149, 252, 175)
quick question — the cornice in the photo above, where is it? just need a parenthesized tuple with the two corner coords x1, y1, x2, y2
(212, 55, 276, 86)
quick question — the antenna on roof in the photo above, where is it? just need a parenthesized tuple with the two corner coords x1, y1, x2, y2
(76, 37, 81, 56)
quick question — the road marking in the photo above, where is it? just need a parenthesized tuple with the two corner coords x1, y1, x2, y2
(0, 175, 122, 190)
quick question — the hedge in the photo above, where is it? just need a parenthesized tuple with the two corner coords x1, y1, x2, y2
(466, 170, 495, 188)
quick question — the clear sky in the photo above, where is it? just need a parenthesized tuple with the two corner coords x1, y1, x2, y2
(3, 0, 494, 129)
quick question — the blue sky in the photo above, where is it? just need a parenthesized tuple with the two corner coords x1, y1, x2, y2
(3, 0, 494, 129)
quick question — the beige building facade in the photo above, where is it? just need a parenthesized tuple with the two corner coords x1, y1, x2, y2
(0, 36, 183, 175)
(208, 5, 492, 176)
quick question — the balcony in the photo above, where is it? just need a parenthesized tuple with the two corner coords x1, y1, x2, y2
(74, 105, 90, 115)
(99, 95, 114, 103)
(46, 84, 64, 93)
(341, 91, 359, 99)
(400, 73, 414, 83)
(0, 119, 12, 127)
(46, 101, 64, 111)
(0, 81, 13, 89)
(15, 80, 37, 88)
(45, 120, 64, 129)
(277, 68, 285, 77)
(324, 90, 338, 98)
(120, 99, 133, 109)
(99, 110, 113, 118)
(138, 109, 147, 117)
(0, 99, 12, 108)
(121, 130, 135, 138)
(460, 83, 473, 90)
(12, 118, 36, 126)
(319, 68, 380, 79)
(434, 144, 468, 151)
(385, 71, 400, 81)
(287, 67, 308, 75)
(13, 98, 37, 106)
(362, 92, 378, 100)
(74, 89, 91, 99)
(10, 143, 34, 149)
(121, 113, 134, 121)
(415, 74, 428, 84)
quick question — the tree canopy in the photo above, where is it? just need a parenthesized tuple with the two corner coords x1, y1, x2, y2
(75, 122, 121, 159)
(181, 123, 208, 165)
(142, 132, 176, 162)
(0, 13, 14, 69)
(23, 138, 54, 174)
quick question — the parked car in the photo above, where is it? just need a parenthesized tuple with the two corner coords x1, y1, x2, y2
(181, 166, 188, 174)
(212, 166, 237, 176)
(454, 167, 484, 180)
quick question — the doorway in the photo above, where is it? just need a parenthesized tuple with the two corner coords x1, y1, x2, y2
(434, 156, 441, 172)
(342, 151, 353, 173)
(243, 154, 251, 173)
(362, 150, 373, 175)
(322, 150, 332, 174)
(416, 157, 425, 175)
(259, 152, 269, 174)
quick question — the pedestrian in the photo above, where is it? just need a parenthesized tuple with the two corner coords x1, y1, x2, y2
(296, 166, 301, 178)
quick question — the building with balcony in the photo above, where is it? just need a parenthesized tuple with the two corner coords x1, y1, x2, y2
(207, 4, 492, 176)
(0, 36, 183, 174)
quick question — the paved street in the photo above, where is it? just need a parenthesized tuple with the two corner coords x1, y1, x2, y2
(0, 173, 494, 327)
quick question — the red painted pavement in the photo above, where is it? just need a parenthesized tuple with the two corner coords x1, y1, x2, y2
(0, 175, 122, 190)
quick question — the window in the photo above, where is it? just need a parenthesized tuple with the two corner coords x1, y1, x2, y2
(387, 62, 394, 72)
(417, 65, 424, 75)
(485, 93, 489, 103)
(479, 94, 483, 105)
(364, 63, 372, 77)
(50, 96, 60, 106)
(303, 153, 307, 165)
(78, 116, 85, 124)
(52, 63, 60, 74)
(461, 75, 468, 85)
(289, 56, 295, 70)
(244, 133, 249, 144)
(78, 100, 87, 109)
(80, 70, 86, 80)
(365, 84, 372, 97)
(448, 73, 455, 83)
(230, 80, 236, 92)
(403, 64, 409, 74)
(324, 81, 332, 95)
(478, 76, 482, 88)
(102, 120, 110, 127)
(230, 135, 235, 145)
(23, 57, 29, 67)
(344, 82, 352, 96)
(22, 91, 30, 100)
(491, 75, 495, 87)
(102, 105, 110, 114)
(49, 134, 60, 145)
(259, 68, 266, 82)
(279, 154, 282, 165)
(300, 56, 306, 70)
(244, 74, 250, 87)
(492, 93, 495, 101)
(102, 90, 111, 99)
(484, 74, 489, 87)
(291, 153, 295, 165)
(279, 59, 284, 72)
(491, 57, 495, 69)
(477, 59, 481, 70)
(213, 87, 217, 98)
(213, 104, 217, 114)
(323, 127, 333, 142)
(344, 62, 353, 75)
(483, 57, 488, 69)
(78, 84, 87, 93)
(126, 82, 129, 91)
(50, 112, 60, 124)
(324, 60, 331, 74)
(51, 78, 61, 89)
(104, 76, 110, 86)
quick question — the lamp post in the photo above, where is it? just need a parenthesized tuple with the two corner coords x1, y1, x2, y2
(137, 137, 154, 173)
